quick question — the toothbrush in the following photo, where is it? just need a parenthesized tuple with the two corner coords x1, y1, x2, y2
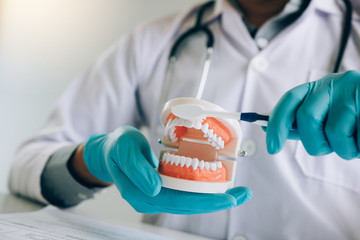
(171, 104, 270, 127)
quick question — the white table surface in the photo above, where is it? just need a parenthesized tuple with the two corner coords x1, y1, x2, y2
(0, 187, 213, 240)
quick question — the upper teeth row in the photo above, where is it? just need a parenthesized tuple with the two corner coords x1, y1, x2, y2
(165, 118, 225, 150)
(161, 152, 223, 171)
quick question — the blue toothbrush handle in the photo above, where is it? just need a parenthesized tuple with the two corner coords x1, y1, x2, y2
(240, 113, 269, 126)
(240, 112, 298, 130)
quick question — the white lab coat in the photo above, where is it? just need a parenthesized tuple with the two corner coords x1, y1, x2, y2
(9, 0, 360, 239)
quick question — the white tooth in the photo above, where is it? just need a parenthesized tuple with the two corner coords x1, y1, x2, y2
(170, 133, 178, 141)
(165, 129, 172, 140)
(201, 123, 209, 133)
(207, 129, 214, 138)
(216, 136, 222, 143)
(171, 118, 178, 127)
(192, 158, 199, 170)
(169, 155, 174, 165)
(212, 133, 217, 140)
(217, 139, 223, 148)
(178, 118, 185, 126)
(170, 131, 176, 138)
(204, 162, 210, 170)
(180, 157, 186, 167)
(165, 126, 170, 135)
(210, 162, 217, 171)
(165, 131, 170, 139)
(170, 155, 175, 165)
(177, 156, 184, 166)
(172, 155, 180, 165)
(170, 126, 176, 134)
(216, 161, 222, 169)
(166, 118, 173, 127)
(199, 160, 205, 170)
(220, 140, 224, 148)
(165, 154, 171, 164)
(216, 146, 220, 150)
(186, 157, 192, 168)
(194, 121, 202, 129)
(185, 120, 194, 128)
(216, 142, 221, 148)
(161, 153, 166, 162)
(211, 141, 217, 147)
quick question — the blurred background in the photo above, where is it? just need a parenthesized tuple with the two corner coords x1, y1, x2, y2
(0, 0, 203, 196)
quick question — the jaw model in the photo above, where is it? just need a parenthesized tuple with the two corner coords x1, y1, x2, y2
(158, 98, 242, 193)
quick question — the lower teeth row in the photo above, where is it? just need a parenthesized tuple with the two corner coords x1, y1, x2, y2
(161, 152, 222, 171)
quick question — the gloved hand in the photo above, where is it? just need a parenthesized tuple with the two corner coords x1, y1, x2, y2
(266, 70, 360, 160)
(84, 126, 252, 214)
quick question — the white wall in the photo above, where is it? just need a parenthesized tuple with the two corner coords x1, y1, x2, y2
(0, 0, 203, 193)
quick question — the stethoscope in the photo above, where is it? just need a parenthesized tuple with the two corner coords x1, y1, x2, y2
(159, 0, 353, 107)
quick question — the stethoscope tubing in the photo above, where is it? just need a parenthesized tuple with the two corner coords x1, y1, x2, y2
(333, 0, 352, 73)
(160, 0, 352, 108)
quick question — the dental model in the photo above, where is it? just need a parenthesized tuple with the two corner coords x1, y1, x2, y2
(158, 98, 242, 193)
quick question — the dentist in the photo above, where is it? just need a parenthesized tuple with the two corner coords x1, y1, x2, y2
(9, 0, 360, 239)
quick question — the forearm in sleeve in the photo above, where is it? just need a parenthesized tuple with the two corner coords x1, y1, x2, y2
(9, 25, 147, 205)
(41, 144, 106, 208)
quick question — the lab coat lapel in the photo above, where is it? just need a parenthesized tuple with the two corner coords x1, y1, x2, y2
(220, 1, 259, 57)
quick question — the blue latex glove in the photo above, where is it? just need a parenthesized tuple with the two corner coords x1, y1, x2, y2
(84, 126, 252, 214)
(266, 70, 360, 160)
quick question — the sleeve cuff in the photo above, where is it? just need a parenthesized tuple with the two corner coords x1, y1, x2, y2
(40, 144, 105, 207)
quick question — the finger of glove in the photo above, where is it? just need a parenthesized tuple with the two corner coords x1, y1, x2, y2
(83, 133, 114, 182)
(296, 84, 332, 156)
(121, 126, 159, 168)
(109, 128, 162, 196)
(112, 140, 161, 196)
(152, 188, 238, 215)
(326, 105, 359, 159)
(132, 129, 159, 168)
(110, 168, 238, 214)
(141, 144, 159, 169)
(225, 186, 252, 205)
(267, 84, 310, 154)
(123, 148, 161, 196)
(109, 166, 162, 213)
(131, 186, 243, 214)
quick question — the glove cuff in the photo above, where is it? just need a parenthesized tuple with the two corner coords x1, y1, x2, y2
(83, 133, 114, 183)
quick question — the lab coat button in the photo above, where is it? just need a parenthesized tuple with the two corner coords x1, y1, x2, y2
(241, 140, 257, 156)
(256, 37, 268, 49)
(232, 235, 247, 240)
(251, 56, 268, 72)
